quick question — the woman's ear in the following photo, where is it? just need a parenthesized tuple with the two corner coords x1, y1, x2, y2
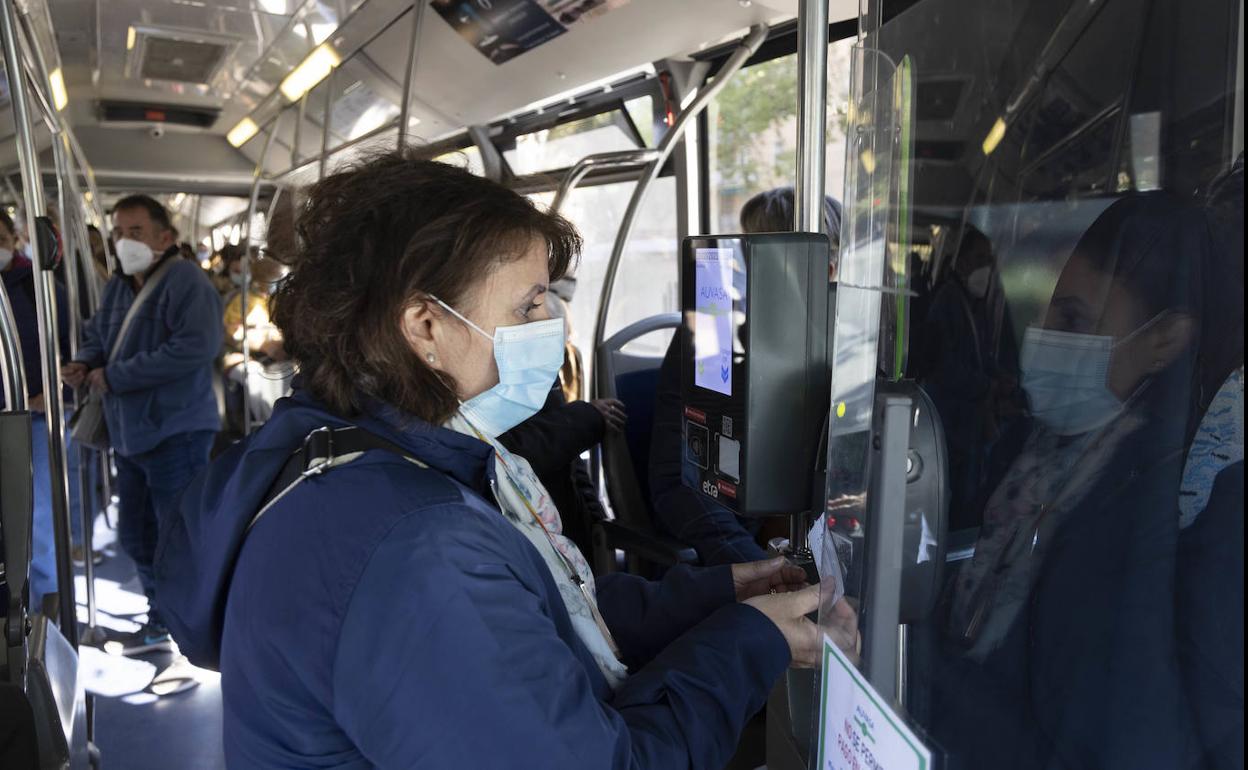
(1144, 311, 1197, 372)
(400, 299, 438, 361)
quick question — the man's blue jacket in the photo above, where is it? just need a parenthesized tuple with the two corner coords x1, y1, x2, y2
(76, 253, 221, 456)
(155, 389, 790, 769)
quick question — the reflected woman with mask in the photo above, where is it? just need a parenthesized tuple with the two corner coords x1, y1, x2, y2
(156, 154, 858, 769)
(931, 192, 1241, 770)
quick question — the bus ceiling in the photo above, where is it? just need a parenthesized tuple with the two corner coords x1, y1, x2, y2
(3, 0, 862, 196)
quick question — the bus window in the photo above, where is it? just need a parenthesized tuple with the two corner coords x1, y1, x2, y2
(707, 38, 855, 232)
(532, 176, 679, 360)
(504, 110, 641, 176)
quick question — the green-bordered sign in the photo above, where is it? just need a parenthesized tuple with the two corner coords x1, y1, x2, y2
(817, 635, 932, 770)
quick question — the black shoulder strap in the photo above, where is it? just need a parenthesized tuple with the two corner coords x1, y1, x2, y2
(250, 426, 427, 531)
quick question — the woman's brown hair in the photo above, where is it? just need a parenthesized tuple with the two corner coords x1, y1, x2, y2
(267, 152, 579, 422)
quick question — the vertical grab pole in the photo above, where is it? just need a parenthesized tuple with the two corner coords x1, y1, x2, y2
(319, 67, 335, 180)
(796, 0, 830, 235)
(22, 4, 104, 651)
(0, 0, 78, 645)
(242, 122, 278, 435)
(790, 0, 830, 560)
(396, 0, 426, 153)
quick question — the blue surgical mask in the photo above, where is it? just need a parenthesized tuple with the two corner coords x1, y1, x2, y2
(434, 298, 565, 438)
(1020, 315, 1159, 436)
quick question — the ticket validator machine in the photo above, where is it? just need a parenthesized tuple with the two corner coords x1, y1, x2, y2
(679, 233, 832, 519)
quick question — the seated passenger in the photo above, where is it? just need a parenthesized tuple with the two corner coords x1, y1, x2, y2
(61, 194, 222, 654)
(929, 192, 1242, 769)
(155, 154, 858, 769)
(499, 293, 622, 557)
(0, 210, 72, 607)
(650, 187, 841, 565)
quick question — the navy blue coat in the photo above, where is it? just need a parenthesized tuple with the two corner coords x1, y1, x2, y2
(155, 390, 789, 769)
(75, 253, 221, 456)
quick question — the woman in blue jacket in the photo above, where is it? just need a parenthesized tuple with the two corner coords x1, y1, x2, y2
(156, 153, 858, 769)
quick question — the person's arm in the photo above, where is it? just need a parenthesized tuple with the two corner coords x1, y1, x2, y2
(332, 515, 789, 770)
(595, 564, 735, 669)
(500, 384, 606, 477)
(105, 266, 223, 393)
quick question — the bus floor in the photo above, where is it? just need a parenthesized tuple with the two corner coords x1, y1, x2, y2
(73, 514, 226, 770)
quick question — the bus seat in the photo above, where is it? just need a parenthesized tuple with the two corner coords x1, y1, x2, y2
(593, 314, 698, 574)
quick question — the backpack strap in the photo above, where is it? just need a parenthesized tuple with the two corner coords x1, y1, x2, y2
(247, 426, 428, 534)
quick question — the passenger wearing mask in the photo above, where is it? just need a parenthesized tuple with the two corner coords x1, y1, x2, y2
(61, 194, 222, 655)
(155, 155, 858, 769)
(650, 187, 842, 566)
(0, 210, 72, 607)
(926, 192, 1242, 770)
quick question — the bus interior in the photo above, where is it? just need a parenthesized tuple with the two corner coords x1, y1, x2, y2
(0, 0, 1242, 767)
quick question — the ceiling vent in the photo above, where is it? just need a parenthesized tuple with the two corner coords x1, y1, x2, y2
(130, 26, 236, 85)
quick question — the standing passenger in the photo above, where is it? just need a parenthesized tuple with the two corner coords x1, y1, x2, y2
(61, 194, 222, 654)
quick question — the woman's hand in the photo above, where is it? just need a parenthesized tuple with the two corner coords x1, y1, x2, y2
(732, 556, 808, 601)
(745, 584, 822, 668)
(591, 398, 627, 432)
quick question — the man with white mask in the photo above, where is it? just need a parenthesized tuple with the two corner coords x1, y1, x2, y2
(62, 194, 222, 655)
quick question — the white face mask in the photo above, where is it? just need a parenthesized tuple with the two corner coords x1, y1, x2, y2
(966, 266, 992, 298)
(0, 247, 12, 271)
(1020, 314, 1161, 436)
(229, 271, 246, 287)
(116, 238, 156, 276)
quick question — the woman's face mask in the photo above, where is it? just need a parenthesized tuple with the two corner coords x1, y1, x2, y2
(229, 270, 246, 287)
(0, 247, 13, 271)
(433, 297, 565, 437)
(1020, 313, 1164, 436)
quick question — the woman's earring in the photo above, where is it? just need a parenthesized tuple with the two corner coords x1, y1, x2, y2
(426, 353, 436, 364)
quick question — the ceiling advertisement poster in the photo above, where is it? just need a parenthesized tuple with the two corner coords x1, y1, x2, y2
(432, 0, 632, 65)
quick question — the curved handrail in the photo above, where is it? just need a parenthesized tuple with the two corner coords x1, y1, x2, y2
(590, 24, 769, 384)
(551, 149, 660, 213)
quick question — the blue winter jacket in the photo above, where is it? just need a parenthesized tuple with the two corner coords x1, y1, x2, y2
(155, 389, 790, 769)
(74, 253, 222, 456)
